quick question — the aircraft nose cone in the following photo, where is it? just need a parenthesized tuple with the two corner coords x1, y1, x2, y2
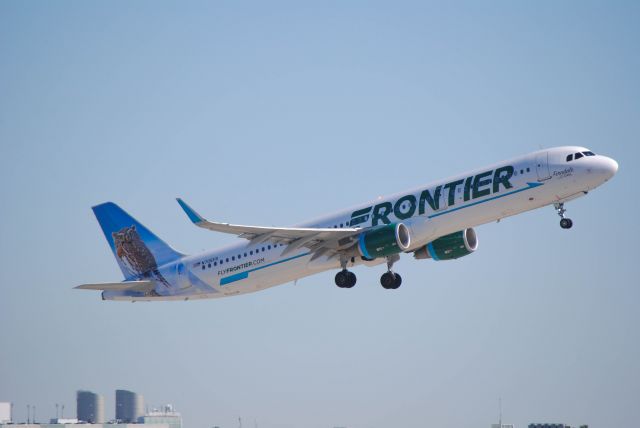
(592, 156, 618, 182)
(602, 156, 619, 179)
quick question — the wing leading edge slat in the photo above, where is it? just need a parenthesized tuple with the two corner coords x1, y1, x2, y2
(176, 198, 362, 257)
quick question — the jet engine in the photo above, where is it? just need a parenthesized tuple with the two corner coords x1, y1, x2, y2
(357, 223, 411, 259)
(414, 228, 478, 260)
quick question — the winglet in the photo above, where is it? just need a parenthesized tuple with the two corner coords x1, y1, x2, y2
(176, 198, 205, 224)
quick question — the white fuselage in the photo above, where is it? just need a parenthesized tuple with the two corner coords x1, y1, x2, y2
(104, 146, 618, 301)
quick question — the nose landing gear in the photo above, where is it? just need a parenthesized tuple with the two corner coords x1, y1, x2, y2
(560, 218, 573, 229)
(554, 202, 573, 229)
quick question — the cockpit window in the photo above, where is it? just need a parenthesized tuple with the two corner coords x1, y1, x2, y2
(574, 152, 584, 160)
(583, 151, 595, 156)
(566, 154, 573, 162)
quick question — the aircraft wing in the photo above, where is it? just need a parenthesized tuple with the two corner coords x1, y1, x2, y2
(75, 280, 155, 292)
(176, 198, 362, 259)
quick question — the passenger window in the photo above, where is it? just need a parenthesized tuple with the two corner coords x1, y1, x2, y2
(208, 263, 211, 268)
(226, 258, 229, 262)
(566, 154, 573, 162)
(201, 265, 205, 270)
(250, 251, 253, 255)
(262, 247, 265, 251)
(575, 152, 583, 160)
(526, 168, 530, 172)
(268, 245, 271, 250)
(214, 262, 217, 266)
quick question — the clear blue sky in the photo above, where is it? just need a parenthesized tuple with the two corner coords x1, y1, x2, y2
(1, 2, 639, 428)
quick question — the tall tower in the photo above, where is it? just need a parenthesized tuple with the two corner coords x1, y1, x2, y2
(76, 391, 105, 423)
(116, 390, 144, 423)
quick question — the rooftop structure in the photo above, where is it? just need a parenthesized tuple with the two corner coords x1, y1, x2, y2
(1, 424, 168, 428)
(140, 405, 181, 428)
(528, 424, 588, 428)
(0, 403, 11, 424)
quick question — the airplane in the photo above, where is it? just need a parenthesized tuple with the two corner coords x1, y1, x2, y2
(76, 146, 618, 301)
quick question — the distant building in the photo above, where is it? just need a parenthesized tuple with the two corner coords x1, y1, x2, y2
(77, 390, 105, 423)
(528, 424, 588, 428)
(0, 403, 11, 424)
(1, 424, 168, 428)
(529, 425, 566, 428)
(140, 405, 181, 428)
(116, 390, 145, 423)
(492, 424, 515, 428)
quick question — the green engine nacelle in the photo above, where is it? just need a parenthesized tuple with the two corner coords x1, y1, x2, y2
(415, 228, 478, 261)
(357, 223, 411, 259)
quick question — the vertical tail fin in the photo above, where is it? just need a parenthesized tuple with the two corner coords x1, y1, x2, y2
(92, 202, 184, 280)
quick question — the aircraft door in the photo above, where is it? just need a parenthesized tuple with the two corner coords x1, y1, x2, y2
(535, 152, 551, 181)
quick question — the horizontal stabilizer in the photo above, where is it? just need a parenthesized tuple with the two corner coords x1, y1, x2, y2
(75, 280, 155, 292)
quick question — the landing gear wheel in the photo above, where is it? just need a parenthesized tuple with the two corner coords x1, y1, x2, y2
(335, 270, 357, 288)
(554, 202, 573, 229)
(381, 272, 401, 289)
(560, 218, 573, 229)
(346, 271, 357, 288)
(392, 273, 402, 289)
(335, 270, 348, 288)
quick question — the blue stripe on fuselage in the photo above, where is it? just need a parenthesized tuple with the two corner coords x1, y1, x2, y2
(219, 252, 311, 286)
(220, 183, 544, 286)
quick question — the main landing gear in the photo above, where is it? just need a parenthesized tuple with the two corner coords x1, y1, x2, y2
(334, 255, 403, 290)
(335, 269, 356, 288)
(380, 255, 402, 290)
(554, 202, 573, 229)
(335, 256, 356, 288)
